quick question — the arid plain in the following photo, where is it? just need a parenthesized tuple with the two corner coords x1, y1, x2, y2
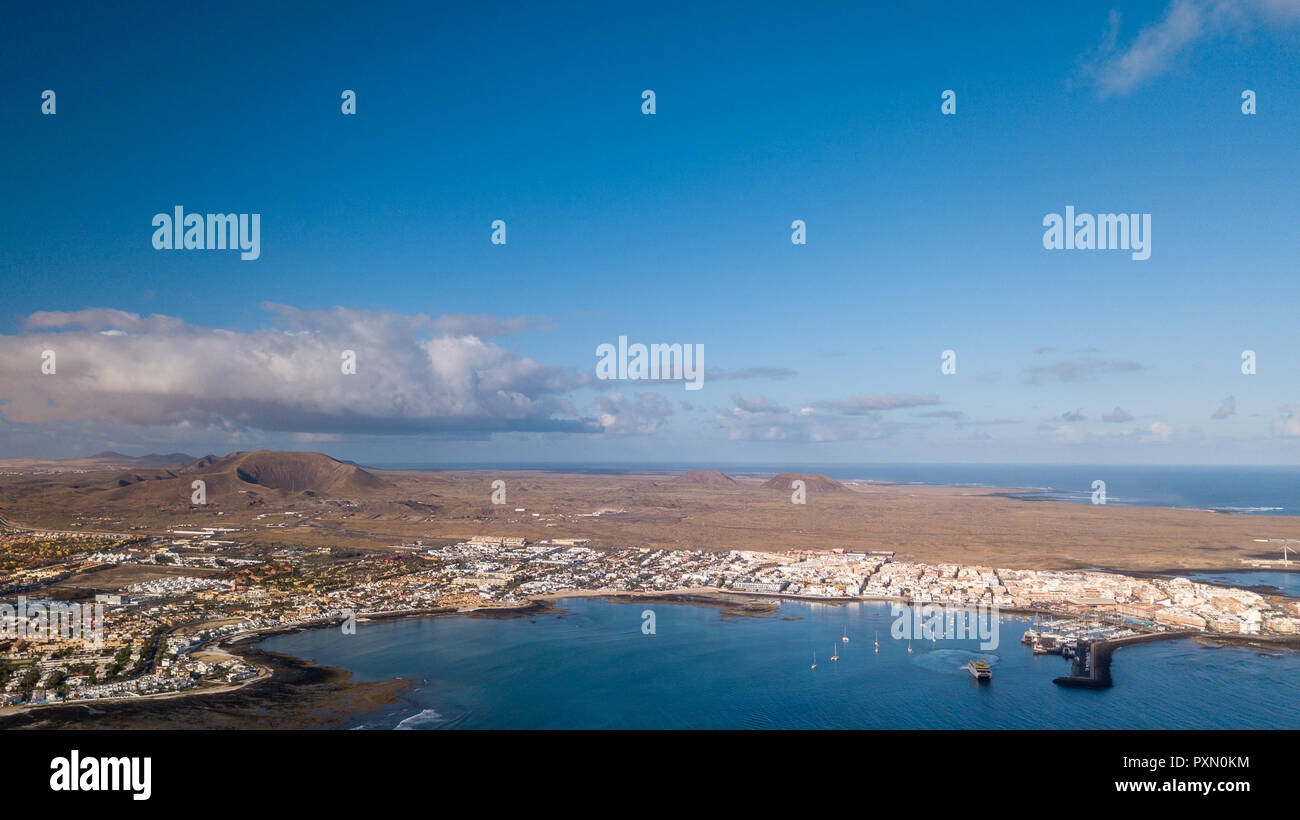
(2, 451, 1298, 572)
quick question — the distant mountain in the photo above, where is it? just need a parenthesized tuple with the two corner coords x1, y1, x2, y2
(192, 450, 391, 495)
(75, 451, 196, 467)
(130, 452, 197, 467)
(672, 470, 739, 487)
(0, 449, 394, 526)
(760, 472, 848, 492)
(180, 455, 222, 472)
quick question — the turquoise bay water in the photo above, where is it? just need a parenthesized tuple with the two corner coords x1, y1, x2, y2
(258, 598, 1300, 730)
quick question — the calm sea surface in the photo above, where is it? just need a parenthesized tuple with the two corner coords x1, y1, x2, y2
(257, 598, 1300, 730)
(1183, 570, 1300, 595)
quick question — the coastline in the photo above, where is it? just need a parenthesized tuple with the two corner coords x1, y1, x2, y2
(0, 596, 559, 726)
(0, 587, 869, 724)
(7, 584, 1298, 728)
(0, 644, 413, 730)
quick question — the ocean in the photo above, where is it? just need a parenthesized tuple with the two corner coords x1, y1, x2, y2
(257, 598, 1300, 730)
(371, 462, 1300, 516)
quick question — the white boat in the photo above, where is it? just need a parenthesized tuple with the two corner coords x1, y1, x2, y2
(830, 644, 839, 662)
(811, 649, 817, 670)
(965, 659, 992, 681)
(907, 640, 913, 654)
(842, 625, 850, 644)
(874, 631, 879, 653)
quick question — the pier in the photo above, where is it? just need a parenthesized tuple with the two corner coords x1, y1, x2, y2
(1052, 631, 1195, 689)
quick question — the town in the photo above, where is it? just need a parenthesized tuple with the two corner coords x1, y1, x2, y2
(1, 522, 1297, 709)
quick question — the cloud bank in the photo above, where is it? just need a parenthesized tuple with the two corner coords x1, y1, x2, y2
(1, 305, 598, 437)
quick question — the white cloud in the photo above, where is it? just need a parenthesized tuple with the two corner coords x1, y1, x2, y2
(1051, 424, 1086, 444)
(1274, 405, 1300, 437)
(1049, 419, 1171, 444)
(1141, 421, 1174, 443)
(1083, 1, 1300, 97)
(729, 393, 789, 414)
(1, 306, 598, 438)
(595, 392, 673, 435)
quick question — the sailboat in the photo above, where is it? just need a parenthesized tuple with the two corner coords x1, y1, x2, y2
(811, 649, 817, 670)
(874, 631, 879, 653)
(842, 625, 850, 644)
(830, 644, 839, 663)
(907, 639, 913, 654)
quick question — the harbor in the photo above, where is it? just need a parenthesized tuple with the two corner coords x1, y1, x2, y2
(255, 597, 1300, 730)
(1021, 617, 1139, 662)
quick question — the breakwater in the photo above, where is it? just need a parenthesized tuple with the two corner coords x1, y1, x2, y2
(1052, 631, 1194, 689)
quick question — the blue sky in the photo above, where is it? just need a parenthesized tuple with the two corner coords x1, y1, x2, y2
(2, 0, 1299, 464)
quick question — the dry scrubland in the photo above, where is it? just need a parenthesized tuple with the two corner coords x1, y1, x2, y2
(2, 451, 1299, 572)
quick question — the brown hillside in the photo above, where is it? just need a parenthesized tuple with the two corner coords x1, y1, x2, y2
(206, 451, 390, 495)
(0, 451, 391, 521)
(181, 454, 222, 472)
(6, 454, 1300, 572)
(672, 470, 739, 487)
(760, 472, 848, 492)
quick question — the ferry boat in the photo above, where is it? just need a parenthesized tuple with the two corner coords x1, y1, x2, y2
(966, 659, 992, 681)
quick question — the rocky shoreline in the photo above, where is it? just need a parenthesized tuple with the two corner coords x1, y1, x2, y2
(0, 645, 412, 730)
